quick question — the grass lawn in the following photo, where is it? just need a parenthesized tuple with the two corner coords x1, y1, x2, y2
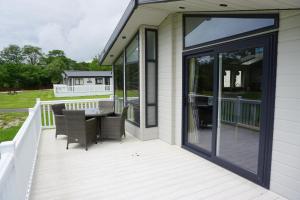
(0, 126, 22, 142)
(0, 89, 110, 109)
(0, 112, 28, 142)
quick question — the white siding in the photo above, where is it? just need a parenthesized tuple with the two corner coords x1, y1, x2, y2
(173, 14, 183, 146)
(270, 10, 300, 200)
(83, 77, 95, 85)
(157, 13, 183, 144)
(158, 15, 175, 144)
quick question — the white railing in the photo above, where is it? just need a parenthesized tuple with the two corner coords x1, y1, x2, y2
(0, 99, 42, 200)
(221, 97, 261, 129)
(41, 98, 113, 129)
(53, 84, 113, 97)
(189, 94, 261, 129)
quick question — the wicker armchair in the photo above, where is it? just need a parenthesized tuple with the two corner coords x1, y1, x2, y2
(98, 101, 114, 113)
(51, 104, 66, 138)
(100, 106, 128, 140)
(63, 110, 97, 151)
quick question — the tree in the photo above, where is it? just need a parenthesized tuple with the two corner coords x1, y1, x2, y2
(0, 44, 23, 64)
(47, 49, 65, 58)
(89, 56, 112, 71)
(47, 58, 67, 84)
(0, 63, 21, 93)
(22, 45, 43, 65)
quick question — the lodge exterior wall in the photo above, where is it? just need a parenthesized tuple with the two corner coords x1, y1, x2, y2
(157, 10, 300, 200)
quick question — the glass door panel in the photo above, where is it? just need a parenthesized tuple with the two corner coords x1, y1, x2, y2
(187, 55, 214, 152)
(217, 47, 263, 174)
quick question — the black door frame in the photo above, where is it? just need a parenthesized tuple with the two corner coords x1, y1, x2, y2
(182, 32, 278, 188)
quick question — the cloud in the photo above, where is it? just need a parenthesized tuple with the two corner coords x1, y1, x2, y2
(0, 0, 130, 61)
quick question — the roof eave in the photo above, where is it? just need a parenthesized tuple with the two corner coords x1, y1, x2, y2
(99, 0, 177, 65)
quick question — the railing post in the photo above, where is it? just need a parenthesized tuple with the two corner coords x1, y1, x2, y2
(236, 96, 242, 124)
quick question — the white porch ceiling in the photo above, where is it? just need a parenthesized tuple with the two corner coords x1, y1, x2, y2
(101, 0, 300, 65)
(102, 6, 171, 65)
(146, 0, 300, 12)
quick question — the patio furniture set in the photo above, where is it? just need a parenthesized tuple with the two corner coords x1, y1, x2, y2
(51, 101, 128, 151)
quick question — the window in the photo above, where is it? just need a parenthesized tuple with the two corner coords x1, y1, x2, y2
(74, 78, 83, 85)
(96, 78, 103, 84)
(87, 78, 92, 83)
(125, 33, 140, 126)
(105, 77, 110, 85)
(114, 54, 124, 114)
(184, 16, 276, 48)
(145, 29, 158, 127)
(223, 70, 231, 88)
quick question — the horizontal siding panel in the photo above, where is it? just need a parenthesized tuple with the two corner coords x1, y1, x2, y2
(271, 161, 300, 182)
(275, 97, 300, 110)
(277, 52, 300, 74)
(273, 130, 300, 146)
(274, 119, 300, 134)
(276, 86, 300, 99)
(272, 140, 300, 158)
(272, 150, 300, 169)
(278, 26, 300, 42)
(270, 182, 299, 200)
(277, 39, 300, 53)
(271, 10, 300, 200)
(158, 14, 174, 144)
(275, 108, 300, 123)
(276, 74, 300, 87)
(271, 172, 300, 194)
(279, 12, 300, 30)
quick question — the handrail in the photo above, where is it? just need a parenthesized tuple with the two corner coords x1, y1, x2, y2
(0, 99, 42, 200)
(40, 98, 112, 104)
(53, 84, 113, 97)
(40, 98, 114, 129)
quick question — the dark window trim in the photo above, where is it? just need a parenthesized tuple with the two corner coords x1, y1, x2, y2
(145, 28, 158, 128)
(181, 32, 278, 188)
(183, 13, 279, 50)
(95, 77, 104, 85)
(74, 78, 84, 85)
(125, 31, 140, 127)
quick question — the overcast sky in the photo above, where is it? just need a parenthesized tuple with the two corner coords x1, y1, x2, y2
(0, 0, 130, 61)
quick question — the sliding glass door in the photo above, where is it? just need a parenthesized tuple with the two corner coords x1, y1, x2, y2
(183, 34, 276, 187)
(186, 54, 214, 153)
(217, 47, 263, 174)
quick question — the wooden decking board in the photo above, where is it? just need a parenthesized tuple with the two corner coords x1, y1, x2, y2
(30, 129, 285, 200)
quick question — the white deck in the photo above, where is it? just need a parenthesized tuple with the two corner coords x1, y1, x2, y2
(30, 130, 286, 200)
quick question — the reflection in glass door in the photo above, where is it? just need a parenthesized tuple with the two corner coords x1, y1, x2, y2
(217, 47, 263, 174)
(187, 55, 214, 152)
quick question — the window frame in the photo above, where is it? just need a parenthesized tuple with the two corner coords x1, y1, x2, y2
(181, 31, 278, 189)
(183, 14, 279, 50)
(122, 31, 140, 127)
(95, 77, 103, 85)
(145, 28, 158, 128)
(74, 78, 84, 85)
(113, 52, 125, 114)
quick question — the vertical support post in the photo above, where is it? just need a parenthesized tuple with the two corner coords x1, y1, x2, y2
(236, 96, 242, 124)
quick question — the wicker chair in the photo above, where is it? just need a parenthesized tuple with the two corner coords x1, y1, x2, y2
(63, 110, 97, 151)
(51, 104, 66, 138)
(99, 101, 114, 113)
(100, 106, 128, 140)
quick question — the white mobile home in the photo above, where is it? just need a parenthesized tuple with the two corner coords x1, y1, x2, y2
(99, 1, 300, 199)
(53, 70, 113, 97)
